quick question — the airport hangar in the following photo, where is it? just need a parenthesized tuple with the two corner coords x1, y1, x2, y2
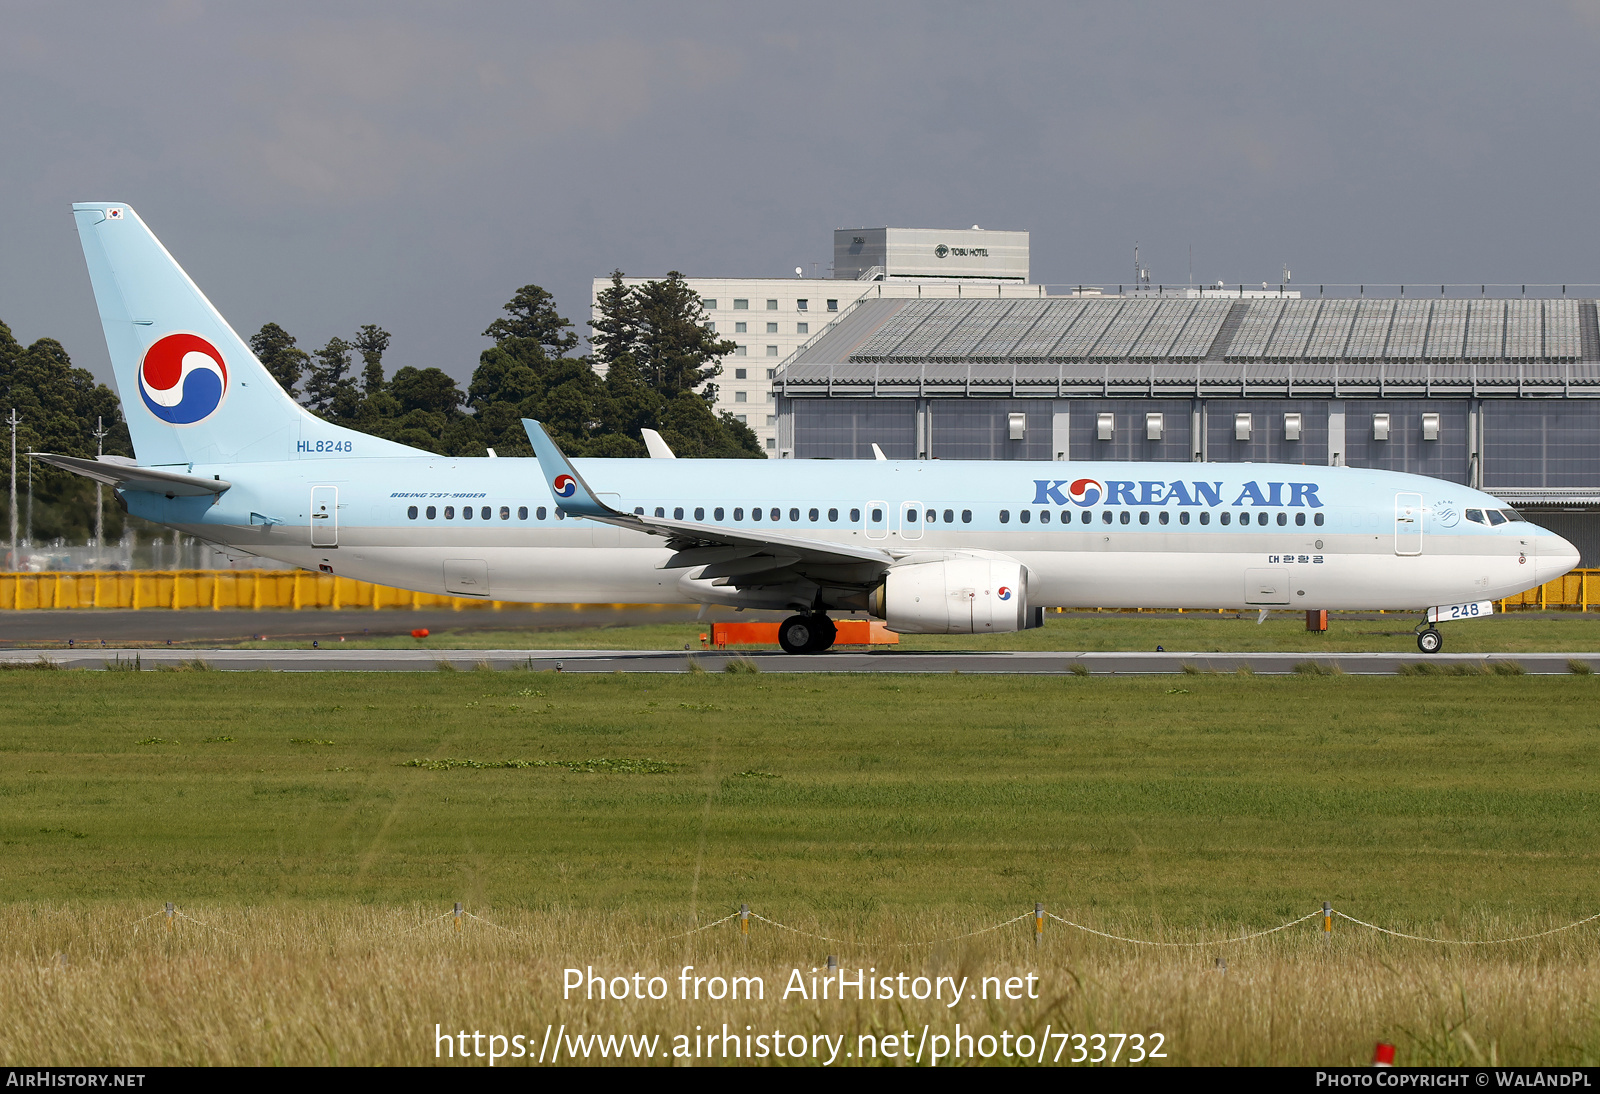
(771, 287, 1600, 564)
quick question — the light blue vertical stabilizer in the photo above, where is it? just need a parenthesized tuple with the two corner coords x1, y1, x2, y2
(71, 202, 420, 466)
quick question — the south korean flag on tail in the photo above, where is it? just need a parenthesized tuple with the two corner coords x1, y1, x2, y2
(106, 207, 124, 220)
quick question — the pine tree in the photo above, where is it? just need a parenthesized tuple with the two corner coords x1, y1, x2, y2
(248, 323, 311, 398)
(634, 272, 737, 403)
(353, 325, 391, 394)
(305, 336, 360, 421)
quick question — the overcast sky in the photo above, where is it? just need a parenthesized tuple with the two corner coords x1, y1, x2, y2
(4, 1, 1600, 385)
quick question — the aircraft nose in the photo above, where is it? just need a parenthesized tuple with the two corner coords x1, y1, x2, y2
(1538, 532, 1581, 583)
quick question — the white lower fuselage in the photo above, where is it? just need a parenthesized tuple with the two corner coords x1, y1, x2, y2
(132, 456, 1577, 613)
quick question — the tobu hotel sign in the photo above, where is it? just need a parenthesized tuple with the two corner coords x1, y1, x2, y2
(934, 244, 989, 259)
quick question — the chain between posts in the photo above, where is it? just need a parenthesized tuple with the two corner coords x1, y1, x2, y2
(1334, 909, 1600, 945)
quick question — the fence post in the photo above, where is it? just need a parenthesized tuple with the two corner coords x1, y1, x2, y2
(454, 902, 463, 931)
(1034, 902, 1044, 949)
(826, 954, 837, 972)
(740, 904, 749, 947)
(165, 901, 174, 931)
(1323, 901, 1332, 943)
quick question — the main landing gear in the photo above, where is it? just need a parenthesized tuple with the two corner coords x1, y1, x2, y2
(1416, 627, 1443, 654)
(778, 613, 837, 654)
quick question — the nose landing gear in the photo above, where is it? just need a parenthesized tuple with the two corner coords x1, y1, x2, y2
(777, 613, 837, 654)
(1416, 627, 1443, 654)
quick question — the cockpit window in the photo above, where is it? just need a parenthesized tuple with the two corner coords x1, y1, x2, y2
(1502, 508, 1527, 522)
(1486, 509, 1507, 526)
(1465, 509, 1484, 524)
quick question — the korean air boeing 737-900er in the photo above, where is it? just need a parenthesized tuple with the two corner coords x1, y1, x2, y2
(41, 202, 1580, 654)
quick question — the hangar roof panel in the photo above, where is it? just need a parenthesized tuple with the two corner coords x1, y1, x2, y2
(777, 295, 1600, 397)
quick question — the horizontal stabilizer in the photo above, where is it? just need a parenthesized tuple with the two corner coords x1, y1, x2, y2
(33, 453, 230, 497)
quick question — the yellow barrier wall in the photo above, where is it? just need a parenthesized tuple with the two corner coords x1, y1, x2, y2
(0, 569, 1596, 612)
(0, 571, 531, 612)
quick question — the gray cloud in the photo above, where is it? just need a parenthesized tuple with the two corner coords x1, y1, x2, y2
(3, 2, 1598, 386)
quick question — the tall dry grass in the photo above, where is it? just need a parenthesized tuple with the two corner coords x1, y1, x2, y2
(2, 904, 1597, 1066)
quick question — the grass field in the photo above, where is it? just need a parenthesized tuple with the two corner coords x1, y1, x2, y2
(3, 668, 1598, 1065)
(213, 609, 1600, 653)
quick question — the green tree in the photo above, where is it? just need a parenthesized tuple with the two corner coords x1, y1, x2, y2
(0, 320, 133, 543)
(305, 336, 361, 422)
(249, 323, 310, 399)
(353, 325, 391, 395)
(634, 272, 736, 403)
(481, 285, 580, 357)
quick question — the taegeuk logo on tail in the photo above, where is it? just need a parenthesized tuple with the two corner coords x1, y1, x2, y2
(138, 333, 228, 425)
(552, 474, 577, 499)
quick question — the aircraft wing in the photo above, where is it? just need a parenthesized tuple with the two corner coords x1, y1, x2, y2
(521, 419, 894, 575)
(33, 453, 231, 497)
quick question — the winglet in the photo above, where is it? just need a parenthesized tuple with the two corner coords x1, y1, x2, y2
(641, 428, 676, 459)
(521, 419, 620, 519)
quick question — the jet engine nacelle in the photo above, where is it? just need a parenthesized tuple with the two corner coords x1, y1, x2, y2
(871, 558, 1033, 634)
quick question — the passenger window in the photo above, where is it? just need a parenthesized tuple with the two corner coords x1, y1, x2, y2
(962, 510, 973, 524)
(694, 507, 705, 520)
(870, 508, 882, 522)
(655, 507, 665, 518)
(1159, 511, 1169, 525)
(1294, 512, 1305, 527)
(674, 507, 685, 520)
(1039, 510, 1050, 524)
(999, 510, 1010, 524)
(1465, 509, 1484, 524)
(926, 509, 937, 523)
(407, 505, 418, 519)
(1101, 510, 1112, 524)
(477, 506, 487, 520)
(1179, 511, 1189, 525)
(444, 506, 455, 519)
(1314, 513, 1325, 527)
(1276, 512, 1287, 526)
(944, 509, 955, 523)
(1258, 512, 1269, 526)
(734, 508, 744, 521)
(1138, 511, 1149, 525)
(536, 506, 547, 520)
(714, 507, 724, 521)
(1199, 512, 1210, 525)
(829, 508, 839, 522)
(1487, 510, 1506, 526)
(850, 508, 860, 522)
(518, 506, 528, 520)
(809, 508, 819, 522)
(789, 507, 800, 521)
(1019, 510, 1030, 524)
(1219, 512, 1230, 526)
(1120, 511, 1131, 525)
(463, 506, 473, 520)
(908, 508, 922, 523)
(425, 506, 436, 519)
(1080, 511, 1091, 524)
(555, 508, 565, 520)
(500, 506, 510, 520)
(771, 508, 781, 521)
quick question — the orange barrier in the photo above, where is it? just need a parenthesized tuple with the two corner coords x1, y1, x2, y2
(701, 620, 899, 648)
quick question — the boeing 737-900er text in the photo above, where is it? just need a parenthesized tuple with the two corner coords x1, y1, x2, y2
(40, 203, 1580, 654)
